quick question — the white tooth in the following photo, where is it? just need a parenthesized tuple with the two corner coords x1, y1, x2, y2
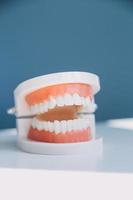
(77, 119, 82, 130)
(30, 106, 35, 114)
(56, 96, 64, 107)
(85, 120, 89, 129)
(39, 103, 45, 113)
(61, 120, 67, 133)
(81, 97, 86, 105)
(34, 118, 38, 129)
(81, 119, 86, 129)
(73, 119, 79, 131)
(67, 120, 73, 132)
(32, 104, 38, 114)
(64, 94, 73, 106)
(43, 121, 48, 131)
(85, 97, 91, 107)
(48, 97, 57, 109)
(32, 118, 36, 129)
(81, 119, 85, 129)
(38, 103, 42, 114)
(37, 121, 43, 131)
(54, 120, 60, 134)
(78, 119, 83, 130)
(43, 102, 49, 112)
(48, 121, 54, 132)
(73, 93, 82, 105)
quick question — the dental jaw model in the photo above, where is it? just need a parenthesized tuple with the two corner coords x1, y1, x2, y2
(11, 72, 102, 155)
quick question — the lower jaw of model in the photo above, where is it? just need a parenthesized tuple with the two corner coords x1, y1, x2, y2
(25, 83, 95, 143)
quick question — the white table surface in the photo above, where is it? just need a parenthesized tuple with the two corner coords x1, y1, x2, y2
(1, 120, 133, 200)
(0, 122, 133, 172)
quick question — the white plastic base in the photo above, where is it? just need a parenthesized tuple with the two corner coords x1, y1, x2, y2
(18, 137, 103, 156)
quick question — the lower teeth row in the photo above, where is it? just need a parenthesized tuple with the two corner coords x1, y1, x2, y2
(31, 118, 89, 134)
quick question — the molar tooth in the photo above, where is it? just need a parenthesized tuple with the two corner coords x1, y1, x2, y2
(54, 120, 60, 134)
(64, 94, 73, 106)
(48, 121, 54, 132)
(73, 93, 82, 105)
(48, 97, 57, 109)
(56, 96, 64, 107)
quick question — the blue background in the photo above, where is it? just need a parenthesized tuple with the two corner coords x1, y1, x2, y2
(0, 0, 133, 128)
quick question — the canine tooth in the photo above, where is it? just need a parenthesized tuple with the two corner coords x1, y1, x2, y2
(48, 97, 57, 109)
(54, 120, 60, 134)
(73, 94, 82, 105)
(61, 120, 67, 133)
(48, 121, 54, 132)
(56, 96, 64, 107)
(64, 94, 73, 106)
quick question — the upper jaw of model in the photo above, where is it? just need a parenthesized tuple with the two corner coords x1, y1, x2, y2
(30, 93, 95, 115)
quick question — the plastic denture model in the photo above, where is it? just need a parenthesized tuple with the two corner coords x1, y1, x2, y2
(8, 71, 103, 155)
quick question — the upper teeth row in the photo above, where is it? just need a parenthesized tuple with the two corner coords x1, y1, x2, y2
(30, 93, 95, 114)
(32, 118, 89, 134)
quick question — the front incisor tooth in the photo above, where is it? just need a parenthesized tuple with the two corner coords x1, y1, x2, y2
(56, 96, 64, 107)
(54, 120, 60, 134)
(64, 94, 73, 106)
(73, 93, 82, 105)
